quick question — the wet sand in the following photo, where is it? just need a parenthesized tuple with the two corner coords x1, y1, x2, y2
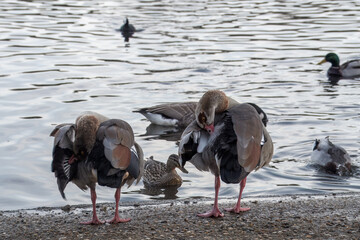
(1, 193, 359, 240)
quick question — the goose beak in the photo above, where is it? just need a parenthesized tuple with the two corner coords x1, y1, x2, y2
(317, 59, 327, 65)
(68, 155, 77, 164)
(205, 124, 214, 134)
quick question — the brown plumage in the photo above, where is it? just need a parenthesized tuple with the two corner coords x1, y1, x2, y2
(143, 154, 188, 188)
(134, 102, 197, 127)
(50, 111, 144, 224)
(179, 90, 273, 218)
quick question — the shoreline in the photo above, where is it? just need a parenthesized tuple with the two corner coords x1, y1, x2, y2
(1, 193, 359, 239)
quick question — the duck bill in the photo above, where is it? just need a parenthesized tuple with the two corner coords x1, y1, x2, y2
(317, 59, 326, 65)
(178, 165, 189, 174)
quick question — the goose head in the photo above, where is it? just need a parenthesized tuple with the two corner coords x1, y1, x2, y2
(72, 115, 101, 162)
(195, 90, 229, 134)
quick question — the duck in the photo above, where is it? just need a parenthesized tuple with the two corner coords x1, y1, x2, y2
(50, 111, 144, 224)
(119, 17, 136, 42)
(311, 136, 351, 175)
(134, 101, 268, 128)
(318, 53, 360, 79)
(178, 90, 273, 218)
(143, 154, 188, 188)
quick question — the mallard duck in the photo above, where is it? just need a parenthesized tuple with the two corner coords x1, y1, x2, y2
(50, 111, 144, 224)
(318, 53, 360, 79)
(134, 101, 268, 128)
(179, 90, 273, 217)
(143, 154, 188, 188)
(119, 17, 136, 42)
(311, 136, 351, 175)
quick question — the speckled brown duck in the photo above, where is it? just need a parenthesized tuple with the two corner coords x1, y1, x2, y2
(143, 154, 188, 188)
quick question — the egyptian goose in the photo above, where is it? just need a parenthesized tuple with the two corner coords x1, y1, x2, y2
(135, 101, 268, 128)
(50, 111, 144, 224)
(318, 53, 360, 80)
(119, 17, 136, 42)
(143, 154, 188, 188)
(311, 136, 351, 175)
(179, 90, 273, 217)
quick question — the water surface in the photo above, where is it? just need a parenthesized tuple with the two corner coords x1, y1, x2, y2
(1, 0, 360, 210)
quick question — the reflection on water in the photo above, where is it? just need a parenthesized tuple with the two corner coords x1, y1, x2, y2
(141, 185, 181, 200)
(140, 124, 183, 142)
(0, 0, 360, 210)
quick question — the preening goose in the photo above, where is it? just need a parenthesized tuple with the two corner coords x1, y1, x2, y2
(179, 90, 273, 218)
(318, 53, 360, 79)
(51, 111, 144, 224)
(143, 154, 188, 188)
(135, 101, 268, 128)
(311, 136, 351, 175)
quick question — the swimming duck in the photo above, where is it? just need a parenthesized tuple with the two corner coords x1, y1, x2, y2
(119, 17, 136, 42)
(134, 102, 198, 128)
(311, 136, 351, 175)
(318, 53, 360, 79)
(51, 111, 144, 224)
(179, 90, 273, 217)
(143, 154, 188, 188)
(134, 101, 268, 128)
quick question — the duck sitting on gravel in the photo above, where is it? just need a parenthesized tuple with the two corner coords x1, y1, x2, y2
(311, 136, 352, 175)
(143, 154, 188, 188)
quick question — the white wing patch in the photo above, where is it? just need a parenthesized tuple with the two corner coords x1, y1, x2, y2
(143, 112, 178, 126)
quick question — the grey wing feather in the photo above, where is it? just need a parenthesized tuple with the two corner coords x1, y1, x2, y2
(50, 124, 75, 199)
(136, 102, 197, 126)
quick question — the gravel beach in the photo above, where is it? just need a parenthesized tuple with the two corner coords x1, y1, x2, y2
(1, 193, 359, 240)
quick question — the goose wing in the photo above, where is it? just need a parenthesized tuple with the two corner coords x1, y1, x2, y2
(212, 104, 262, 184)
(179, 120, 218, 174)
(50, 124, 76, 199)
(96, 119, 144, 186)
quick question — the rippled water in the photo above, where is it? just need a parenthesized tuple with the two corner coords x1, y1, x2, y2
(1, 0, 360, 211)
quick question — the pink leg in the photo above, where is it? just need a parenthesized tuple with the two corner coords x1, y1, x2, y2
(198, 176, 224, 218)
(81, 189, 104, 225)
(225, 177, 250, 213)
(107, 188, 131, 223)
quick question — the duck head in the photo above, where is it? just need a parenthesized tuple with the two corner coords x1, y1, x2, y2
(318, 53, 340, 67)
(195, 90, 229, 134)
(167, 154, 188, 173)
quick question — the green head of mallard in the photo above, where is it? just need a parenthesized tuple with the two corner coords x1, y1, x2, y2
(318, 53, 340, 67)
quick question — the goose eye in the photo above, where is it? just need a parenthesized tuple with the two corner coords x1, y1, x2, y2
(198, 112, 207, 124)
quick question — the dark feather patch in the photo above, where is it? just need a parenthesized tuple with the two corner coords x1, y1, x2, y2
(180, 136, 199, 167)
(126, 150, 140, 179)
(88, 140, 126, 188)
(213, 113, 248, 184)
(51, 146, 76, 199)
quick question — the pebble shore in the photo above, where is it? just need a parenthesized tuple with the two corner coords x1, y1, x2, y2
(1, 193, 359, 240)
